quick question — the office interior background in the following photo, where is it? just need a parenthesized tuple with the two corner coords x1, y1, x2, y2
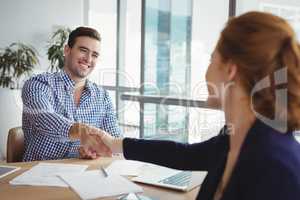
(0, 0, 299, 160)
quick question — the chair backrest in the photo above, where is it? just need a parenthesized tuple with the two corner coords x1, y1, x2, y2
(6, 127, 24, 163)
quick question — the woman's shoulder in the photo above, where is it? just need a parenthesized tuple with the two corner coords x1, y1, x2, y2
(237, 122, 300, 184)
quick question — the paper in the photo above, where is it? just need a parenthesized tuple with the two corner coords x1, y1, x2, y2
(59, 170, 143, 200)
(105, 160, 147, 176)
(10, 162, 88, 187)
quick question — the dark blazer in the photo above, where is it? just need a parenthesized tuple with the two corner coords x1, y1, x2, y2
(123, 119, 300, 200)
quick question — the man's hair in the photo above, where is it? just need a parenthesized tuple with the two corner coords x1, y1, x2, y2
(67, 26, 101, 48)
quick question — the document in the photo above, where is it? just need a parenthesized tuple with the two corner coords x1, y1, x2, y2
(105, 160, 147, 176)
(10, 162, 88, 187)
(59, 170, 143, 200)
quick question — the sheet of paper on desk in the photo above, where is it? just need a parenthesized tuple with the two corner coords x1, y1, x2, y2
(9, 163, 88, 187)
(59, 170, 143, 200)
(105, 160, 148, 176)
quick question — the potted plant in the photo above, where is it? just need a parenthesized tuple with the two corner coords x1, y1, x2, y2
(47, 26, 71, 72)
(0, 42, 39, 160)
(0, 42, 39, 89)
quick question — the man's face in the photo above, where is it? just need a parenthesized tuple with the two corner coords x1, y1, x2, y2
(64, 36, 100, 81)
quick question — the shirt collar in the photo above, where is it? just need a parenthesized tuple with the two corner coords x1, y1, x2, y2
(59, 70, 96, 96)
(60, 69, 96, 96)
(85, 79, 96, 97)
(59, 70, 76, 89)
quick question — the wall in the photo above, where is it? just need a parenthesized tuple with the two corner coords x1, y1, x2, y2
(0, 0, 85, 70)
(0, 0, 85, 160)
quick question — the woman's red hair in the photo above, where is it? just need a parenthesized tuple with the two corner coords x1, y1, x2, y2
(217, 11, 300, 131)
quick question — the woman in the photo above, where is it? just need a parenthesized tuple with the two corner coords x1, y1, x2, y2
(86, 11, 300, 200)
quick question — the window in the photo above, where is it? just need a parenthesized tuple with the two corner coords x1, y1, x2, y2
(140, 0, 229, 142)
(142, 0, 192, 142)
(88, 0, 231, 142)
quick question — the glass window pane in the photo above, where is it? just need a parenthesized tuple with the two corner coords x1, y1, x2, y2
(144, 103, 189, 142)
(143, 0, 192, 142)
(122, 101, 140, 138)
(122, 0, 142, 88)
(88, 0, 117, 86)
(188, 108, 225, 143)
(142, 0, 229, 142)
(144, 0, 192, 97)
(191, 0, 229, 101)
(190, 0, 229, 143)
(116, 0, 141, 136)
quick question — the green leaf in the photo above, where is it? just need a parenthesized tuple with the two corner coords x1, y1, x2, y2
(47, 26, 71, 72)
(0, 42, 39, 88)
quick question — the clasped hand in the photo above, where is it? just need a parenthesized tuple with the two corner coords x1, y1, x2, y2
(78, 126, 112, 159)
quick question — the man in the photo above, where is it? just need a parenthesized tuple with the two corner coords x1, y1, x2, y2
(22, 27, 121, 161)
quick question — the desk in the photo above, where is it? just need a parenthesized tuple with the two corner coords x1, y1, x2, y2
(0, 158, 199, 200)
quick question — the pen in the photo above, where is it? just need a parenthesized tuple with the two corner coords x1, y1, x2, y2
(100, 166, 108, 177)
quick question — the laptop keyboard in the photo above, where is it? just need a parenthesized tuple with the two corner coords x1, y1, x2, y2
(159, 171, 192, 186)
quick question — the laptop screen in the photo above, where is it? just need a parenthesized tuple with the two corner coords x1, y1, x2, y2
(0, 165, 20, 179)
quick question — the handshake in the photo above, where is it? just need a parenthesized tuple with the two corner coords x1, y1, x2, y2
(69, 123, 123, 159)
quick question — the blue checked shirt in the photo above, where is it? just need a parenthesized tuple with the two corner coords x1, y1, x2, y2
(22, 70, 121, 161)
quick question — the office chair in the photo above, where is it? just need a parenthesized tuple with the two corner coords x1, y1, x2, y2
(6, 127, 24, 163)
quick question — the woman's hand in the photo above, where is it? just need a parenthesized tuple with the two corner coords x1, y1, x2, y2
(80, 126, 113, 158)
(91, 129, 124, 154)
(70, 123, 113, 159)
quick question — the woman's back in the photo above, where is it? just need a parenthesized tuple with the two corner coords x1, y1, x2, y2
(197, 119, 300, 200)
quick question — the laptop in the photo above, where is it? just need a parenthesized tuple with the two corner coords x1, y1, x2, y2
(0, 165, 20, 179)
(132, 165, 207, 191)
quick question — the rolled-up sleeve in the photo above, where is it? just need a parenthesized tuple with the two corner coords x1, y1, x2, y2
(101, 90, 122, 137)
